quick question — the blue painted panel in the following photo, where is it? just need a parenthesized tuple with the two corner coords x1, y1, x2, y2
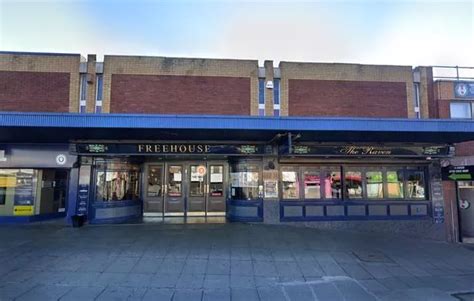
(89, 200, 142, 223)
(280, 200, 432, 222)
(227, 199, 263, 222)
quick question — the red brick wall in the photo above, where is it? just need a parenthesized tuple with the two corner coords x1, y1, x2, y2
(288, 79, 408, 117)
(0, 71, 70, 112)
(110, 75, 250, 115)
(438, 100, 450, 118)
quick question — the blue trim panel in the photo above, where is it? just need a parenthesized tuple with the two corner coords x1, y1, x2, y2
(0, 112, 473, 135)
(0, 212, 66, 224)
(89, 199, 142, 224)
(227, 199, 263, 222)
(280, 200, 432, 222)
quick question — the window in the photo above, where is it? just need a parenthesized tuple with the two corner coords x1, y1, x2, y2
(273, 78, 280, 116)
(345, 171, 363, 198)
(79, 74, 87, 113)
(366, 171, 383, 198)
(0, 169, 37, 208)
(258, 79, 265, 116)
(281, 167, 299, 199)
(406, 170, 425, 199)
(190, 165, 205, 197)
(324, 170, 342, 199)
(96, 171, 139, 201)
(450, 102, 472, 119)
(95, 74, 103, 113)
(167, 165, 182, 197)
(387, 170, 404, 198)
(209, 165, 224, 197)
(147, 165, 163, 197)
(303, 170, 320, 199)
(230, 163, 261, 200)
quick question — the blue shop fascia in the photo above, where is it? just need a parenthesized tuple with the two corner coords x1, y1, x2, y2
(0, 113, 472, 231)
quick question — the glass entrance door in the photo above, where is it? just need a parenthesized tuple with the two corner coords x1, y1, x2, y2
(143, 164, 164, 216)
(164, 164, 185, 216)
(207, 164, 226, 215)
(145, 161, 227, 218)
(187, 163, 207, 216)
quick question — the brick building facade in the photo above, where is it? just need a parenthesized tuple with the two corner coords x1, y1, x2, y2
(0, 51, 473, 243)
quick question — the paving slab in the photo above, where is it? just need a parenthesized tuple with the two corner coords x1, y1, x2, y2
(1, 223, 474, 301)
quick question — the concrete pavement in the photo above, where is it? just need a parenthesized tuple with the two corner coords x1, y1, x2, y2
(0, 222, 473, 300)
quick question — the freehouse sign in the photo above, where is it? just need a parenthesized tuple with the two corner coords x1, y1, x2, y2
(74, 143, 264, 155)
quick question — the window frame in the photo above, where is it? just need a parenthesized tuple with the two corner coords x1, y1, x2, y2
(79, 73, 87, 113)
(93, 161, 141, 202)
(450, 101, 472, 119)
(230, 161, 262, 200)
(95, 74, 103, 113)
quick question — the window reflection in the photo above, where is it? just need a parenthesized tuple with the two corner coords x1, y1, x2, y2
(230, 164, 261, 200)
(96, 170, 139, 201)
(345, 171, 362, 198)
(324, 171, 341, 199)
(168, 166, 182, 197)
(387, 170, 404, 198)
(190, 165, 205, 197)
(303, 171, 320, 199)
(147, 166, 162, 197)
(366, 171, 383, 199)
(407, 171, 425, 199)
(209, 165, 224, 197)
(282, 168, 299, 199)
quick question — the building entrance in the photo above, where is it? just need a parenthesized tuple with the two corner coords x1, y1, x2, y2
(458, 181, 474, 243)
(143, 161, 227, 217)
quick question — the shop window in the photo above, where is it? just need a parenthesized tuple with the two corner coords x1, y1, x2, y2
(406, 170, 425, 199)
(209, 165, 224, 197)
(366, 171, 383, 199)
(190, 165, 205, 197)
(281, 167, 299, 199)
(303, 170, 320, 199)
(345, 171, 363, 198)
(147, 165, 163, 197)
(230, 163, 261, 200)
(96, 170, 139, 201)
(168, 165, 182, 197)
(387, 170, 404, 198)
(324, 170, 342, 199)
(450, 102, 472, 119)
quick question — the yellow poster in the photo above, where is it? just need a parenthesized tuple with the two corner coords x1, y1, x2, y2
(0, 176, 16, 187)
(13, 206, 34, 216)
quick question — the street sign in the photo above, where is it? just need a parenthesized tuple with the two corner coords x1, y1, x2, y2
(441, 165, 474, 181)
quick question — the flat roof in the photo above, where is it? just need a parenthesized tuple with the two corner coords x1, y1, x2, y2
(0, 112, 473, 143)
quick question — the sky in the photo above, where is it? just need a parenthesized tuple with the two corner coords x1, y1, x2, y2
(0, 0, 473, 71)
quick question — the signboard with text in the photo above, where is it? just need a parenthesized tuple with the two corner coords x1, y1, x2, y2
(74, 143, 266, 155)
(280, 145, 452, 158)
(441, 165, 474, 181)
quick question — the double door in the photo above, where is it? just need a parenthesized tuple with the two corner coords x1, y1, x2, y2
(144, 161, 226, 217)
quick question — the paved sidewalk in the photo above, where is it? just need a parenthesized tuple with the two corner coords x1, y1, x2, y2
(0, 223, 473, 301)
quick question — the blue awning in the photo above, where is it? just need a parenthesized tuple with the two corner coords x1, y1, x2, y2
(0, 112, 473, 143)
